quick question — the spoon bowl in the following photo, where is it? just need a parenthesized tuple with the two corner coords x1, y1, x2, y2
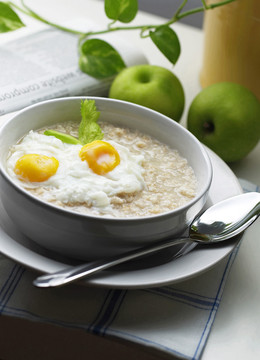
(190, 192, 260, 241)
(34, 192, 260, 288)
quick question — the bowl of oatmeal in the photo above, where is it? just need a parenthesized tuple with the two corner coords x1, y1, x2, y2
(0, 97, 212, 260)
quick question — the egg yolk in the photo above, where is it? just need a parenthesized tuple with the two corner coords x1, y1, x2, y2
(14, 154, 59, 182)
(79, 140, 120, 175)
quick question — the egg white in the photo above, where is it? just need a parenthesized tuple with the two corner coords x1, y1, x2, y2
(7, 131, 145, 211)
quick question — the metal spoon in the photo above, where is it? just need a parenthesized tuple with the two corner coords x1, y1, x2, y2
(33, 192, 260, 288)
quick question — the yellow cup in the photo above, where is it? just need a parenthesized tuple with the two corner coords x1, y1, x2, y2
(200, 0, 260, 100)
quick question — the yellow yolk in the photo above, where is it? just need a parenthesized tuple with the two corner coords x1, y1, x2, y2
(14, 154, 59, 182)
(79, 140, 120, 175)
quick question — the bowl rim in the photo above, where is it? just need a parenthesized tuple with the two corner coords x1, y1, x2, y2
(0, 96, 213, 222)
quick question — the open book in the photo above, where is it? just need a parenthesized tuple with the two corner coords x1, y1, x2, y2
(0, 26, 147, 115)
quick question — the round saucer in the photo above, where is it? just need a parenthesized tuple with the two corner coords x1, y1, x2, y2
(0, 149, 242, 288)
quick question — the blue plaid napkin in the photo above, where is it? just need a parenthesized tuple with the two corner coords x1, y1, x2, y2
(0, 179, 258, 360)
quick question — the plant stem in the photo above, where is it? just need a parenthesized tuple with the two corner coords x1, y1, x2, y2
(174, 0, 188, 19)
(79, 0, 237, 39)
(201, 0, 208, 9)
(7, 0, 84, 35)
(170, 0, 237, 22)
(8, 0, 237, 39)
(205, 0, 237, 10)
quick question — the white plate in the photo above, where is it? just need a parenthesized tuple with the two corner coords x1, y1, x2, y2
(0, 149, 242, 289)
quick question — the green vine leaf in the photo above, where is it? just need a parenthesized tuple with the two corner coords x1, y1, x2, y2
(79, 38, 126, 79)
(0, 1, 25, 33)
(104, 0, 138, 23)
(149, 25, 181, 65)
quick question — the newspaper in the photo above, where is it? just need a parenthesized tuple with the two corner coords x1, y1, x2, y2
(0, 27, 147, 115)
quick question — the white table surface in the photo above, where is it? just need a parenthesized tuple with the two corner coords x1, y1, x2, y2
(1, 1, 259, 359)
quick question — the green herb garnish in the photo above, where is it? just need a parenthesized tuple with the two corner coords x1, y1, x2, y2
(44, 99, 104, 145)
(43, 129, 81, 144)
(78, 99, 104, 144)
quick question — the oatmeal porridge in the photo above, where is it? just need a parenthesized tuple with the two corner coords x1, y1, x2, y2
(7, 121, 197, 218)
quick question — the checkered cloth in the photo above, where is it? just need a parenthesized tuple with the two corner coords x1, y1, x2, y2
(0, 179, 258, 360)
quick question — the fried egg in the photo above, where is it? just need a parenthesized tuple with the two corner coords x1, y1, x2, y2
(7, 131, 145, 211)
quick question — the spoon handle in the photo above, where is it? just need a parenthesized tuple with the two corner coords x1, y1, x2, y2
(33, 237, 191, 287)
(33, 192, 260, 288)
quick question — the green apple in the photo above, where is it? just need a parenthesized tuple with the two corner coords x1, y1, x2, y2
(187, 82, 260, 163)
(109, 64, 185, 121)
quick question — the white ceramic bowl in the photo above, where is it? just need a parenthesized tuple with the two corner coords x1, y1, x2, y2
(0, 97, 212, 260)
